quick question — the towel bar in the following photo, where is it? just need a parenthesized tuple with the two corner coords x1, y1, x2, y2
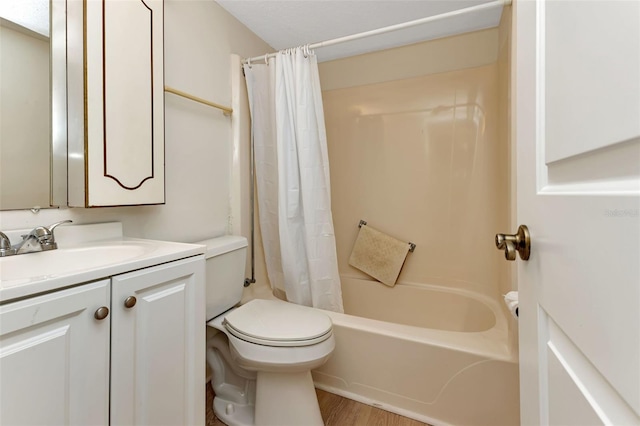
(357, 220, 416, 252)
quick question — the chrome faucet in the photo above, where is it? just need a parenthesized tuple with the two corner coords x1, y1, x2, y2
(2, 220, 72, 256)
(0, 232, 13, 257)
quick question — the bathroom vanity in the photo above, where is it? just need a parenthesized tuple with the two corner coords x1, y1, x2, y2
(0, 223, 205, 425)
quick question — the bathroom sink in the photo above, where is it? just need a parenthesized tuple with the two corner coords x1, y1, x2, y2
(0, 222, 206, 303)
(0, 241, 153, 285)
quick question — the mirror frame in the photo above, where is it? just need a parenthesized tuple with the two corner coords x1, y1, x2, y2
(50, 0, 67, 206)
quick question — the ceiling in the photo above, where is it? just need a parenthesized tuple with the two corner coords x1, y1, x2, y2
(0, 0, 49, 37)
(216, 0, 505, 62)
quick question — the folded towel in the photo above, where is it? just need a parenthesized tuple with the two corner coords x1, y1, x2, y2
(348, 224, 412, 287)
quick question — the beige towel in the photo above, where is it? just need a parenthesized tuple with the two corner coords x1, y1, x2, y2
(348, 224, 411, 287)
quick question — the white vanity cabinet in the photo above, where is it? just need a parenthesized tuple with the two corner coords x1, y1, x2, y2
(0, 280, 111, 425)
(67, 0, 165, 207)
(0, 255, 204, 426)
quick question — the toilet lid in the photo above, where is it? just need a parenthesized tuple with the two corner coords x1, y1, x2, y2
(223, 299, 333, 347)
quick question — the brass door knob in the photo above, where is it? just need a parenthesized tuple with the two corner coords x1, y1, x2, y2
(94, 306, 109, 320)
(124, 296, 137, 309)
(496, 225, 531, 261)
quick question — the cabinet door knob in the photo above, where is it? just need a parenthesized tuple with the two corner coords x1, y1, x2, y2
(124, 296, 137, 309)
(94, 306, 109, 320)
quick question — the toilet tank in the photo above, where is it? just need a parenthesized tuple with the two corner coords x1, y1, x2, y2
(196, 236, 248, 321)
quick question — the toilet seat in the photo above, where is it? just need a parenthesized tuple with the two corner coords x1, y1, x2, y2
(223, 299, 333, 347)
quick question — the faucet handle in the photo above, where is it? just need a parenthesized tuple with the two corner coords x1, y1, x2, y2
(48, 220, 73, 234)
(0, 231, 11, 249)
(0, 231, 11, 251)
(45, 220, 73, 244)
(28, 226, 51, 242)
(33, 220, 73, 249)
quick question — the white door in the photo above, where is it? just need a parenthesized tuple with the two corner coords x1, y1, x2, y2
(110, 256, 205, 426)
(0, 280, 110, 425)
(514, 0, 640, 424)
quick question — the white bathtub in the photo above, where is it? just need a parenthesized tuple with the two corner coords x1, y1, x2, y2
(312, 277, 520, 426)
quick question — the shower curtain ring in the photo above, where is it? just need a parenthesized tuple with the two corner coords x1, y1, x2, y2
(247, 57, 252, 68)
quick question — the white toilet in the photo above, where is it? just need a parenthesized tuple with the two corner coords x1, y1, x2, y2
(199, 236, 334, 426)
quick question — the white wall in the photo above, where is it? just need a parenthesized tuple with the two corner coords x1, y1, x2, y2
(0, 0, 272, 247)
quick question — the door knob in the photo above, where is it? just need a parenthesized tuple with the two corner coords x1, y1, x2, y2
(495, 225, 530, 261)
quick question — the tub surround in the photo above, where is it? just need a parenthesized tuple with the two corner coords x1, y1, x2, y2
(316, 32, 517, 423)
(324, 63, 508, 300)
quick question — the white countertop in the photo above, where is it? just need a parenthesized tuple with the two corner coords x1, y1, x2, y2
(0, 222, 205, 303)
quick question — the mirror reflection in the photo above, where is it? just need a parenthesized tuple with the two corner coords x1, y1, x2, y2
(0, 0, 51, 210)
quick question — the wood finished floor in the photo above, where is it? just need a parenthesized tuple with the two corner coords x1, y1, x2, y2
(206, 382, 431, 426)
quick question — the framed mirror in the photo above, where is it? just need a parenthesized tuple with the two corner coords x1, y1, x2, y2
(0, 0, 66, 210)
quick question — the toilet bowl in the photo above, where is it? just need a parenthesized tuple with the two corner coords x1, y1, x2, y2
(198, 236, 334, 426)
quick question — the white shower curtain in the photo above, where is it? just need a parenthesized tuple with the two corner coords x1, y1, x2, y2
(244, 48, 344, 313)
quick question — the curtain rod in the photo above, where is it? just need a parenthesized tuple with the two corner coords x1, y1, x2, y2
(164, 85, 233, 115)
(242, 0, 511, 65)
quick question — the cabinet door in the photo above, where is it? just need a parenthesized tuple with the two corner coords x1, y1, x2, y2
(110, 256, 205, 426)
(68, 0, 165, 207)
(0, 280, 110, 426)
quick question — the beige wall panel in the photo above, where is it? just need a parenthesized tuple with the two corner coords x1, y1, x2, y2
(319, 28, 498, 91)
(324, 64, 509, 298)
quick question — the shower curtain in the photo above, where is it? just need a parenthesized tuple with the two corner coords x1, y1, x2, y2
(244, 48, 344, 313)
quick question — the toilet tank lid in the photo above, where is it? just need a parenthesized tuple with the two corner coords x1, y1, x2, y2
(195, 235, 247, 259)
